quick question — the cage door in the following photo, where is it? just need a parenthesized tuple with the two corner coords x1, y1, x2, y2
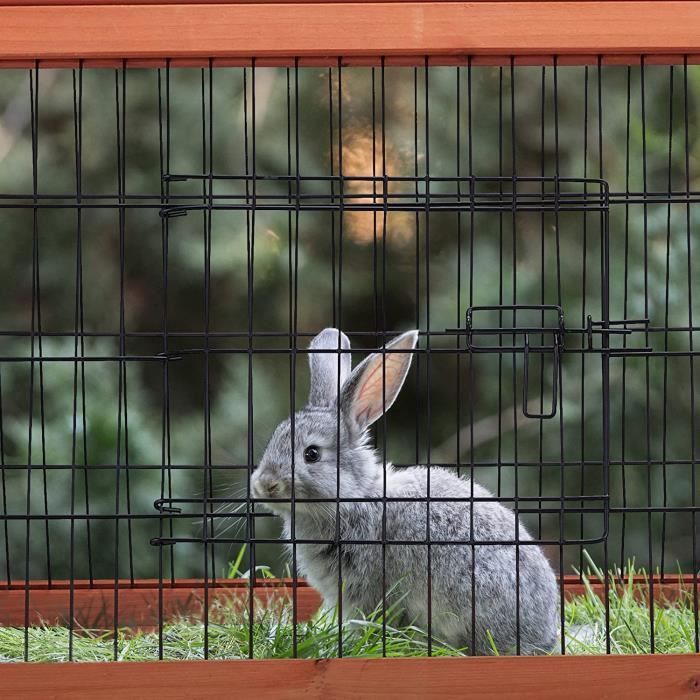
(448, 176, 611, 554)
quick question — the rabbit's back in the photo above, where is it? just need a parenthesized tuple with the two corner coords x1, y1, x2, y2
(380, 466, 559, 655)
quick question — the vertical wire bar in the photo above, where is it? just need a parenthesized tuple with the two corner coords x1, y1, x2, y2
(77, 64, 92, 587)
(510, 56, 522, 656)
(537, 65, 546, 541)
(369, 62, 380, 652)
(68, 62, 85, 662)
(240, 63, 255, 658)
(579, 65, 590, 572)
(26, 63, 51, 589)
(199, 64, 212, 660)
(412, 62, 423, 653)
(640, 56, 656, 654)
(467, 56, 477, 657)
(620, 65, 631, 575)
(412, 69, 424, 648)
(553, 56, 566, 656)
(23, 62, 40, 663)
(684, 56, 699, 654)
(497, 66, 504, 500)
(456, 64, 463, 483)
(118, 64, 134, 585)
(423, 55, 433, 656)
(288, 62, 298, 658)
(335, 103, 346, 664)
(112, 62, 128, 659)
(165, 62, 175, 591)
(156, 62, 172, 661)
(379, 57, 388, 656)
(335, 55, 344, 659)
(32, 69, 50, 595)
(165, 61, 175, 580)
(247, 58, 257, 659)
(208, 61, 217, 594)
(660, 65, 674, 578)
(208, 60, 219, 655)
(292, 56, 302, 656)
(598, 54, 611, 655)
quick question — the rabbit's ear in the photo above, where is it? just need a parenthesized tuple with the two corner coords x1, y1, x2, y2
(308, 328, 352, 407)
(340, 330, 418, 432)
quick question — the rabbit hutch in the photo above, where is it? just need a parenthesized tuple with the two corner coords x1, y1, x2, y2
(1, 0, 700, 696)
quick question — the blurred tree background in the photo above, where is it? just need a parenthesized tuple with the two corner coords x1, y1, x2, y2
(0, 63, 698, 584)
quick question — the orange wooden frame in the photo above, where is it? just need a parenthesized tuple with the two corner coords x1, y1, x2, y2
(1, 0, 700, 694)
(1, 1, 700, 67)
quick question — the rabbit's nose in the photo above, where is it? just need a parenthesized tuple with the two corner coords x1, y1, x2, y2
(253, 476, 280, 498)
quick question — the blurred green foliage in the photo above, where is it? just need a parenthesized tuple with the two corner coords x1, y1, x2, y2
(0, 64, 698, 584)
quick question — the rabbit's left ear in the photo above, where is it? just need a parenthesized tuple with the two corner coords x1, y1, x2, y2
(308, 328, 352, 408)
(340, 330, 419, 432)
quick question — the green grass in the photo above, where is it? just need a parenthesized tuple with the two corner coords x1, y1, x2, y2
(1, 559, 698, 662)
(0, 594, 465, 663)
(564, 555, 699, 655)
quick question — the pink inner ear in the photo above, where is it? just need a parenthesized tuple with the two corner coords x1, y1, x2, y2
(354, 353, 405, 423)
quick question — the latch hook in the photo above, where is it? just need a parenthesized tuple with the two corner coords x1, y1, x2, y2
(522, 332, 560, 419)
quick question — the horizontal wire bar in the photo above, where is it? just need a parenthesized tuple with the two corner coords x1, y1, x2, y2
(1, 348, 697, 360)
(0, 459, 697, 470)
(9, 503, 700, 519)
(0, 325, 699, 337)
(152, 535, 610, 546)
(0, 203, 609, 213)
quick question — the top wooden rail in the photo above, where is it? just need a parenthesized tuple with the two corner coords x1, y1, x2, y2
(0, 1, 700, 67)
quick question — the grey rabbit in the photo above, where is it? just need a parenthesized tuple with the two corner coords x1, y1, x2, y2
(251, 328, 559, 655)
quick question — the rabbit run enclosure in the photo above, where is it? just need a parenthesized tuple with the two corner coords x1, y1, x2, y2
(2, 0, 700, 697)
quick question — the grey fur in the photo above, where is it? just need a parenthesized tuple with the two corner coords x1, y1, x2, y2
(252, 328, 559, 655)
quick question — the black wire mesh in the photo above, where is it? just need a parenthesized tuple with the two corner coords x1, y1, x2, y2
(0, 57, 698, 660)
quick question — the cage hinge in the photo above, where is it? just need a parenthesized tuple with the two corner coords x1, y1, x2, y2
(584, 316, 652, 353)
(159, 206, 190, 218)
(162, 174, 189, 183)
(156, 351, 183, 362)
(150, 537, 177, 546)
(154, 498, 182, 514)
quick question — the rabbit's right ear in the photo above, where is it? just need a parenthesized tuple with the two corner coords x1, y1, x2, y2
(308, 328, 352, 408)
(340, 330, 418, 433)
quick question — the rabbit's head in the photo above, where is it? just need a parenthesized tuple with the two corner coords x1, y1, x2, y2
(251, 328, 418, 514)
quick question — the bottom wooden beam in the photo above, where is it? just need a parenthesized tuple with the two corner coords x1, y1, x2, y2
(4, 655, 700, 700)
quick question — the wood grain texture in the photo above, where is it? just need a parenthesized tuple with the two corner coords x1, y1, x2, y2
(0, 2, 700, 66)
(4, 655, 700, 699)
(0, 579, 322, 628)
(1, 575, 696, 629)
(0, 0, 676, 5)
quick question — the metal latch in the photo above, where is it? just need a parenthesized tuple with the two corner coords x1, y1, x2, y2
(447, 306, 653, 420)
(585, 316, 651, 353)
(454, 304, 565, 420)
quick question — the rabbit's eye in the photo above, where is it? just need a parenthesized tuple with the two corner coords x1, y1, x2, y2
(303, 445, 321, 463)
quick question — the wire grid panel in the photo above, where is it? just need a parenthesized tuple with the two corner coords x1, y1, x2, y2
(0, 60, 697, 660)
